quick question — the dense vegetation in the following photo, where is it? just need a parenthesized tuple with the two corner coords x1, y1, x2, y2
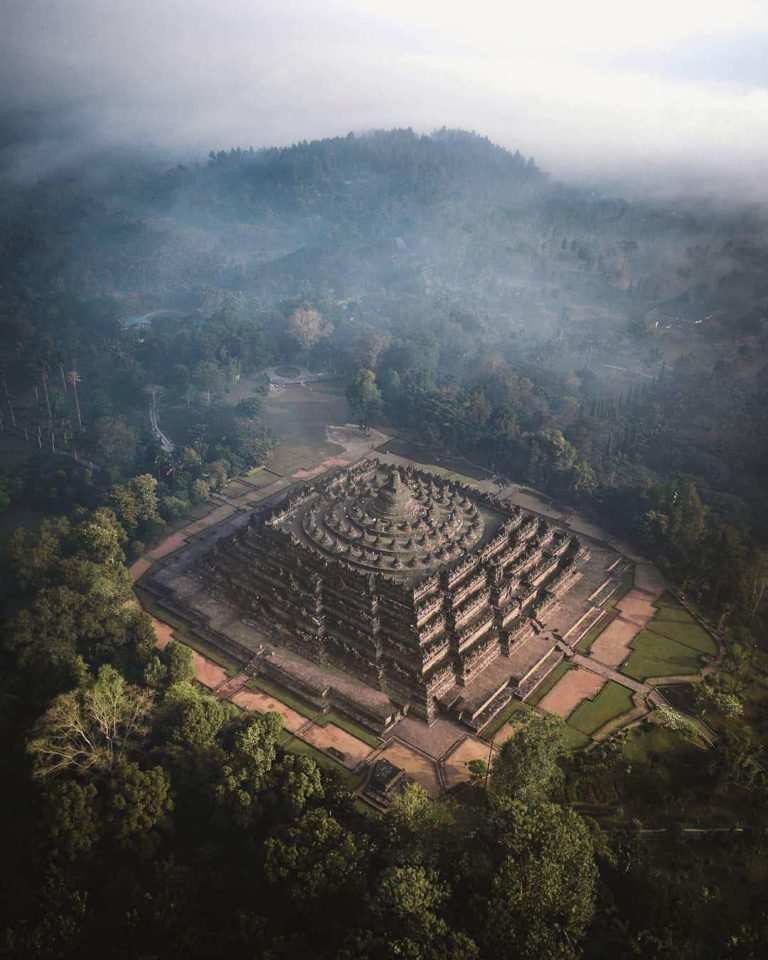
(2, 129, 768, 958)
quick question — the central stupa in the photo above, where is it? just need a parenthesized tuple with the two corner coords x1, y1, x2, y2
(199, 459, 584, 726)
(298, 465, 486, 575)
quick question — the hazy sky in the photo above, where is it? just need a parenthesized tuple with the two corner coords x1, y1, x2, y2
(2, 0, 768, 190)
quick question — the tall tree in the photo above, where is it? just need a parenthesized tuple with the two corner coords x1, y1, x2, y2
(490, 711, 566, 802)
(28, 666, 154, 778)
(483, 800, 597, 960)
(346, 368, 381, 427)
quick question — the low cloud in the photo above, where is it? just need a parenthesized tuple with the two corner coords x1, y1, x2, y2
(2, 0, 768, 194)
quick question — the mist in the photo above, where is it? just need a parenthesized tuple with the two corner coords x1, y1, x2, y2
(3, 0, 768, 195)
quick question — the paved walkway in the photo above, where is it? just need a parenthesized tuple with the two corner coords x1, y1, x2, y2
(569, 652, 649, 694)
(264, 365, 330, 385)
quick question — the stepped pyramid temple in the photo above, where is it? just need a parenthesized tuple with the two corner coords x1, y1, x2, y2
(194, 459, 590, 731)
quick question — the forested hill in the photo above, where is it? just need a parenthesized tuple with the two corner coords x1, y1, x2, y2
(2, 128, 768, 551)
(3, 128, 768, 960)
(199, 128, 543, 213)
(2, 126, 765, 313)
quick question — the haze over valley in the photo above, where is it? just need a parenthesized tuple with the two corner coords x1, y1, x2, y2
(1, 4, 768, 959)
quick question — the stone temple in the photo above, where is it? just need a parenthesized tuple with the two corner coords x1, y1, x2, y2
(198, 459, 588, 729)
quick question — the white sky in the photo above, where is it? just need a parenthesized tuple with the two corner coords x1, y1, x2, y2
(2, 0, 768, 189)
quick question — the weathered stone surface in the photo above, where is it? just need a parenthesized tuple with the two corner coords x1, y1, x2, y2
(197, 458, 587, 724)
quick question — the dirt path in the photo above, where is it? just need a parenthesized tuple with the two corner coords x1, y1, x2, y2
(589, 590, 657, 667)
(570, 653, 648, 693)
(442, 737, 495, 788)
(230, 688, 307, 732)
(191, 653, 229, 689)
(538, 668, 605, 717)
(378, 740, 442, 798)
(300, 723, 374, 767)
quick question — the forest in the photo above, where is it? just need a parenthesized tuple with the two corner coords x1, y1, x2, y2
(2, 128, 768, 959)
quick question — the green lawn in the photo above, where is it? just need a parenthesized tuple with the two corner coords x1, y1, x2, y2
(567, 681, 635, 736)
(651, 603, 694, 623)
(621, 723, 698, 764)
(650, 618, 717, 656)
(527, 661, 574, 706)
(620, 595, 717, 681)
(562, 727, 592, 751)
(621, 630, 705, 681)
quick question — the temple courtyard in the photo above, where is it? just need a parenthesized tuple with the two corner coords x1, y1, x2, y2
(133, 423, 721, 801)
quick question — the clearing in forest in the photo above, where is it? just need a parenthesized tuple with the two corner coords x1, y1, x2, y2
(263, 382, 348, 476)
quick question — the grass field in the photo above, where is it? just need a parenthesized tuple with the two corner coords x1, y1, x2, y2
(621, 723, 700, 764)
(527, 660, 574, 706)
(248, 675, 382, 748)
(263, 381, 349, 476)
(620, 595, 717, 681)
(562, 726, 593, 751)
(621, 630, 705, 681)
(567, 681, 635, 735)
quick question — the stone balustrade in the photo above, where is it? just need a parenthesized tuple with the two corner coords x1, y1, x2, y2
(420, 616, 447, 643)
(455, 611, 495, 650)
(459, 635, 499, 683)
(453, 588, 492, 628)
(415, 593, 444, 622)
(449, 571, 487, 608)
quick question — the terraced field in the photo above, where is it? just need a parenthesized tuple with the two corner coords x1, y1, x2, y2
(567, 681, 635, 736)
(621, 595, 717, 681)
